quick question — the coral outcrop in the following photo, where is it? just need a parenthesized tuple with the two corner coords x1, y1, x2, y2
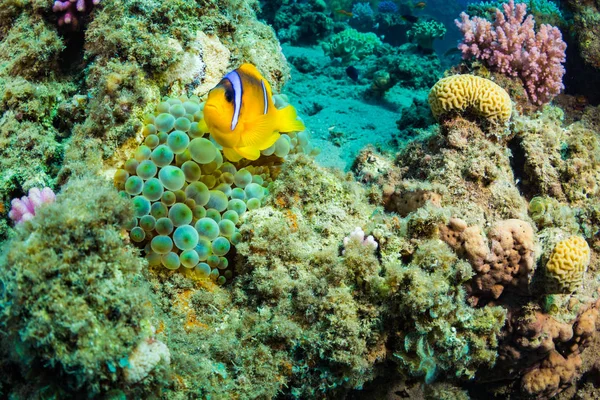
(429, 75, 513, 126)
(407, 20, 447, 51)
(322, 28, 382, 63)
(0, 176, 162, 397)
(353, 94, 600, 398)
(565, 0, 600, 70)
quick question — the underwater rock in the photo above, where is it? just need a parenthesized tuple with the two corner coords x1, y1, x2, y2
(0, 175, 156, 397)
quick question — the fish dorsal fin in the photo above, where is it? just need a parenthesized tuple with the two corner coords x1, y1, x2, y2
(237, 64, 274, 117)
(237, 64, 274, 98)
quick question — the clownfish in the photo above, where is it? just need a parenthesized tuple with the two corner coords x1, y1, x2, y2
(203, 63, 305, 162)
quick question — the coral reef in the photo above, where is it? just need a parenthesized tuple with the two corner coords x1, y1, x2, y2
(564, 0, 600, 70)
(456, 0, 567, 105)
(353, 85, 600, 398)
(350, 2, 375, 32)
(511, 105, 600, 204)
(396, 96, 436, 136)
(262, 0, 334, 45)
(387, 239, 506, 384)
(2, 0, 600, 398)
(366, 43, 443, 94)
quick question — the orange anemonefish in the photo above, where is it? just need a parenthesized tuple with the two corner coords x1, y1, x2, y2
(203, 64, 305, 162)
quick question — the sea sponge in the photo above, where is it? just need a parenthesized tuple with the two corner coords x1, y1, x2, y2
(428, 75, 512, 124)
(521, 351, 581, 398)
(440, 218, 536, 301)
(544, 236, 590, 293)
(383, 188, 442, 217)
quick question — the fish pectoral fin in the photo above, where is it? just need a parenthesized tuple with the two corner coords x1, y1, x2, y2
(240, 113, 277, 148)
(276, 105, 305, 133)
(235, 146, 261, 161)
(262, 132, 281, 149)
(223, 147, 243, 162)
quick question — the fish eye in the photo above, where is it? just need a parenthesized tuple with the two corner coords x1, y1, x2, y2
(224, 90, 233, 103)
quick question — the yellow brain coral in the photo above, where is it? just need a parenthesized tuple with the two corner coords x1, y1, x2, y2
(428, 75, 512, 124)
(545, 236, 591, 293)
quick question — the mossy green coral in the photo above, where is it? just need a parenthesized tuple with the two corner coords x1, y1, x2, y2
(387, 239, 506, 383)
(0, 176, 157, 397)
(322, 28, 382, 63)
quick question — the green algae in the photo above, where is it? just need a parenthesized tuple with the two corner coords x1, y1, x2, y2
(0, 175, 162, 397)
(387, 239, 506, 383)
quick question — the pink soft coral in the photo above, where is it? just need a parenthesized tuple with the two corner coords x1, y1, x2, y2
(53, 0, 101, 29)
(455, 0, 567, 105)
(9, 187, 56, 224)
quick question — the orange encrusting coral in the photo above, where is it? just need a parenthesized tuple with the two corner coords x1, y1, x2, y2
(174, 289, 209, 333)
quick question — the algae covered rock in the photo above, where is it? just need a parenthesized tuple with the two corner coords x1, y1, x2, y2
(0, 175, 161, 397)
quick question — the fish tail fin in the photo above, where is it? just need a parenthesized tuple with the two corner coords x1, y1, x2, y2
(276, 105, 305, 133)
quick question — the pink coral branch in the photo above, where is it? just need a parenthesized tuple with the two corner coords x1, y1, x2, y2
(9, 187, 56, 224)
(455, 0, 566, 105)
(53, 0, 101, 29)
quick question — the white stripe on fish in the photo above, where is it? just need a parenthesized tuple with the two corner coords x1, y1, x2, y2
(261, 80, 268, 115)
(226, 70, 243, 131)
